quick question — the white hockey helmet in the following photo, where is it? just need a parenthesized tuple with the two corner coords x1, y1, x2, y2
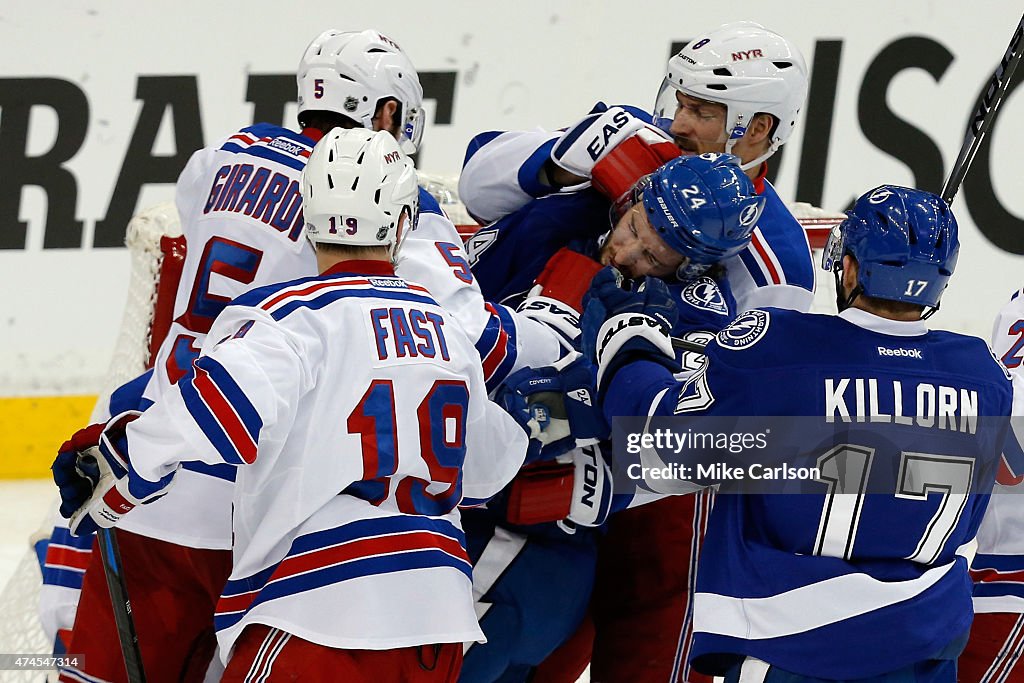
(297, 29, 425, 154)
(301, 128, 419, 259)
(653, 21, 808, 169)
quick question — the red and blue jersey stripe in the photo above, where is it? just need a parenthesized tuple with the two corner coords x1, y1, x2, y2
(476, 302, 519, 392)
(214, 516, 471, 632)
(256, 275, 437, 322)
(973, 554, 1024, 601)
(179, 356, 263, 466)
(219, 124, 315, 172)
(42, 526, 93, 590)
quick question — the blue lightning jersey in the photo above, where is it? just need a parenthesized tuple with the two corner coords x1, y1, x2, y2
(603, 307, 1015, 679)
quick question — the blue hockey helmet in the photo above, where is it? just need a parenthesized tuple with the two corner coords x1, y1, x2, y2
(821, 185, 959, 311)
(638, 153, 765, 270)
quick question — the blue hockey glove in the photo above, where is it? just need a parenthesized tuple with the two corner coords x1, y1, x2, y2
(496, 355, 609, 464)
(581, 267, 679, 393)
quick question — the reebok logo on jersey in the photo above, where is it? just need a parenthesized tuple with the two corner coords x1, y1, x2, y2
(268, 138, 306, 156)
(877, 346, 923, 359)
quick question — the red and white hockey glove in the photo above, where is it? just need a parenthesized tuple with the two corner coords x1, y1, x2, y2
(590, 126, 679, 207)
(551, 106, 661, 182)
(517, 247, 604, 353)
(505, 444, 613, 529)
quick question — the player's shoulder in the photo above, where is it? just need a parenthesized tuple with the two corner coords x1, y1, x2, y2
(757, 181, 807, 236)
(672, 275, 736, 333)
(214, 123, 315, 171)
(929, 329, 1013, 387)
(708, 307, 823, 364)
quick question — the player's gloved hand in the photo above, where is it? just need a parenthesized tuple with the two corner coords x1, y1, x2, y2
(560, 444, 613, 529)
(550, 105, 663, 185)
(591, 126, 678, 207)
(582, 267, 679, 394)
(496, 355, 609, 464)
(57, 412, 176, 536)
(52, 423, 106, 521)
(517, 248, 605, 354)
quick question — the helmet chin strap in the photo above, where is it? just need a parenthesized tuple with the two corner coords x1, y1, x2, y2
(833, 267, 863, 313)
(723, 128, 778, 172)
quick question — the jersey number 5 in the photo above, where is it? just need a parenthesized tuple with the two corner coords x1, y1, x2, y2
(165, 237, 263, 383)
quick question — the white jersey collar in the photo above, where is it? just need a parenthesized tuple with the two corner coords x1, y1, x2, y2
(838, 308, 928, 337)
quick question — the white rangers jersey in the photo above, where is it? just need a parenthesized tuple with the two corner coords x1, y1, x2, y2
(119, 123, 319, 548)
(973, 288, 1024, 613)
(121, 261, 527, 657)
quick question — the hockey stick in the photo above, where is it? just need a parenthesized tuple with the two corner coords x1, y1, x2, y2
(97, 527, 148, 683)
(671, 337, 707, 354)
(941, 11, 1024, 205)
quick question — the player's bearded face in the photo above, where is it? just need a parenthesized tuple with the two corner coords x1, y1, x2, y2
(600, 203, 685, 279)
(668, 92, 729, 156)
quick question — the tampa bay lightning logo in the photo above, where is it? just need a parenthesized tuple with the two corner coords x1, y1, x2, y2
(717, 309, 770, 350)
(868, 187, 894, 205)
(681, 277, 729, 316)
(739, 203, 760, 226)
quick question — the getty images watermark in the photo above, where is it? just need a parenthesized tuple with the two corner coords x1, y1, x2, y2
(611, 415, 1011, 495)
(624, 427, 820, 483)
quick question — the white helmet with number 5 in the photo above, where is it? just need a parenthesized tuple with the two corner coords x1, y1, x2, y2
(297, 29, 425, 154)
(301, 128, 419, 259)
(654, 21, 808, 167)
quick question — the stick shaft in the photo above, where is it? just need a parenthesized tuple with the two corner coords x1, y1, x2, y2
(98, 527, 147, 683)
(941, 12, 1024, 204)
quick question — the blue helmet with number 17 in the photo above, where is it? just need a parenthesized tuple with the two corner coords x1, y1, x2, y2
(638, 152, 764, 273)
(821, 185, 959, 312)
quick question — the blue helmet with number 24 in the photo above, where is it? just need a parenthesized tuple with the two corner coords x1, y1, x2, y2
(638, 152, 765, 273)
(822, 185, 959, 312)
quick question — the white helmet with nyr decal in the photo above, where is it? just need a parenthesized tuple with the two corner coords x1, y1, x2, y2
(653, 21, 808, 169)
(301, 128, 418, 259)
(297, 29, 425, 154)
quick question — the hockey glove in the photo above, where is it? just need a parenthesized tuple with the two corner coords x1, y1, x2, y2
(496, 355, 609, 464)
(52, 423, 106, 521)
(517, 248, 604, 353)
(591, 127, 678, 208)
(58, 412, 176, 536)
(561, 443, 613, 529)
(582, 267, 679, 394)
(551, 105, 660, 183)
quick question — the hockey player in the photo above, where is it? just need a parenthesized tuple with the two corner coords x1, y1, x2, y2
(582, 185, 1018, 681)
(45, 28, 568, 683)
(460, 20, 814, 314)
(53, 127, 529, 681)
(959, 290, 1024, 681)
(458, 152, 764, 683)
(458, 24, 813, 681)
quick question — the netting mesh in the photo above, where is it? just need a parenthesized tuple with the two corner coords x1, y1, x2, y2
(0, 203, 183, 682)
(0, 541, 51, 683)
